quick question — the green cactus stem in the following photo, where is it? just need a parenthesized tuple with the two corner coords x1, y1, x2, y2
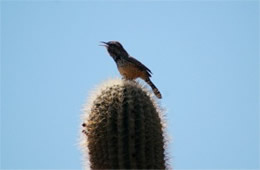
(81, 79, 166, 169)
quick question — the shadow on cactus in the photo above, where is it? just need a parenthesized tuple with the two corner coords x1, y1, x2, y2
(81, 79, 167, 169)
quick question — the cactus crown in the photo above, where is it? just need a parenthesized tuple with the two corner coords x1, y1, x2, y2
(81, 79, 167, 169)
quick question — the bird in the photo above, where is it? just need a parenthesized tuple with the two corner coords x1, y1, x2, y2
(100, 41, 162, 99)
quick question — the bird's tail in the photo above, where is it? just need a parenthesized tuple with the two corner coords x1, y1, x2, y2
(145, 78, 162, 99)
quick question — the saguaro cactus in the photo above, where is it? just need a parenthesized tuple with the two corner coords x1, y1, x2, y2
(81, 79, 166, 169)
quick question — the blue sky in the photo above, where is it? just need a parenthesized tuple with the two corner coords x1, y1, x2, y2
(1, 1, 259, 169)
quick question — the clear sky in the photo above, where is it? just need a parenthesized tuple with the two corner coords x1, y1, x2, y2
(1, 1, 259, 169)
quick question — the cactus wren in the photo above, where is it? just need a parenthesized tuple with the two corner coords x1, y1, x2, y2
(100, 41, 162, 99)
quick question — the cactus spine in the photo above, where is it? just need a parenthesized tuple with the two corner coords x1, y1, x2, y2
(81, 79, 166, 169)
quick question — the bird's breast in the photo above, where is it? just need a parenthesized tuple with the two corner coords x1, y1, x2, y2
(117, 61, 146, 80)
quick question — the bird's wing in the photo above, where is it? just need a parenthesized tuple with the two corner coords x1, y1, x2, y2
(127, 56, 152, 77)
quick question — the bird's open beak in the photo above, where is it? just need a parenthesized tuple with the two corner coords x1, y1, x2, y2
(99, 41, 108, 47)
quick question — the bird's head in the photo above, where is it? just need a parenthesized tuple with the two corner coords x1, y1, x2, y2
(100, 41, 129, 59)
